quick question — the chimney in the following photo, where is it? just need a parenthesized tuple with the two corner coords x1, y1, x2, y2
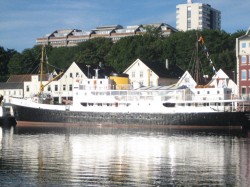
(166, 59, 169, 69)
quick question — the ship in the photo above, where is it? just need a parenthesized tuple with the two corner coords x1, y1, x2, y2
(0, 95, 16, 126)
(9, 71, 249, 127)
(9, 39, 250, 129)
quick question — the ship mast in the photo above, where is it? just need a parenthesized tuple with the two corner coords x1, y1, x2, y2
(38, 46, 64, 95)
(39, 46, 44, 95)
(194, 38, 200, 84)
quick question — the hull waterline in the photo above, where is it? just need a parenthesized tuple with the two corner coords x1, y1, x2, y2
(12, 104, 249, 128)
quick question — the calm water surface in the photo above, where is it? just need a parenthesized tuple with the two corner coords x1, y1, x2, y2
(0, 124, 250, 186)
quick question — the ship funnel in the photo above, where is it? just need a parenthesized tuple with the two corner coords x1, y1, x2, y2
(166, 59, 169, 69)
(94, 68, 99, 79)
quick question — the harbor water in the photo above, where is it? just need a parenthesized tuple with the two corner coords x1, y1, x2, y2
(0, 124, 250, 186)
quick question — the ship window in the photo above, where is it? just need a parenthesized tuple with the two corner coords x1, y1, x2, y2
(81, 103, 87, 107)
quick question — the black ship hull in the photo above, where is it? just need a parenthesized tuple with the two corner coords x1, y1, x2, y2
(12, 104, 250, 128)
(0, 116, 16, 127)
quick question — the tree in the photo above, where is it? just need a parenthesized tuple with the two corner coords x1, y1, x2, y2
(76, 38, 113, 65)
(0, 47, 18, 81)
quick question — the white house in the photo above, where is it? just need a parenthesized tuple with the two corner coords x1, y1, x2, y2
(208, 69, 238, 95)
(23, 62, 92, 104)
(2, 62, 115, 104)
(123, 58, 184, 87)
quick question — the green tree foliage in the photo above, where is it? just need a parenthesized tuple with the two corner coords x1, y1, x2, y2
(0, 47, 18, 81)
(2, 29, 247, 81)
(46, 45, 78, 70)
(76, 38, 113, 65)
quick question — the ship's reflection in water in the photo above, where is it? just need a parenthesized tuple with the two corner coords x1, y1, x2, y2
(0, 124, 250, 186)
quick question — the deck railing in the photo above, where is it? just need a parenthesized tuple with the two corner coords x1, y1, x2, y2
(79, 88, 248, 103)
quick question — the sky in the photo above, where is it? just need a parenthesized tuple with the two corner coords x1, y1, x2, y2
(0, 0, 249, 52)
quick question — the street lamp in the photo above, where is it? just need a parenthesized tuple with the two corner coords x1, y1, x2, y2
(86, 65, 90, 78)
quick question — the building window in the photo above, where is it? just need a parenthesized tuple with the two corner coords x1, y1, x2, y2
(76, 73, 79, 77)
(48, 85, 51, 91)
(70, 73, 73, 78)
(241, 70, 246, 80)
(242, 56, 246, 64)
(187, 10, 191, 18)
(241, 87, 246, 94)
(140, 71, 143, 78)
(242, 42, 246, 48)
(187, 20, 191, 29)
(69, 84, 72, 91)
(132, 71, 135, 78)
(26, 86, 29, 92)
(63, 85, 66, 91)
(55, 85, 58, 91)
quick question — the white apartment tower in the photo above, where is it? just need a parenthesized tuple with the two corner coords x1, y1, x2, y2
(176, 0, 221, 31)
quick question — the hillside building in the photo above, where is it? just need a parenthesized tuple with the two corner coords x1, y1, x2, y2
(176, 0, 221, 31)
(36, 23, 177, 48)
